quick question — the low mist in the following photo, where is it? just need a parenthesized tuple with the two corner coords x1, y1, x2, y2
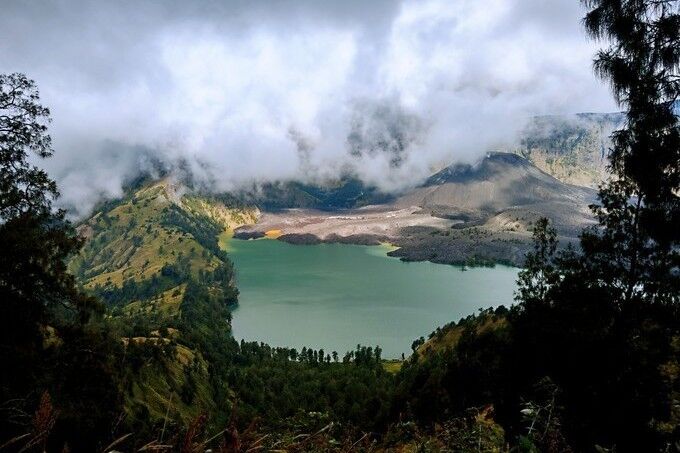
(0, 0, 616, 216)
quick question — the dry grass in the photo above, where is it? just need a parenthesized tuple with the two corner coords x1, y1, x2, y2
(382, 360, 403, 374)
(418, 316, 508, 357)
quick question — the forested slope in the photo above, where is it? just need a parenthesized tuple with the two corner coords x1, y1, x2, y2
(67, 181, 260, 430)
(65, 181, 398, 448)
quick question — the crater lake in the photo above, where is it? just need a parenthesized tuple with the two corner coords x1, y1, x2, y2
(226, 238, 519, 358)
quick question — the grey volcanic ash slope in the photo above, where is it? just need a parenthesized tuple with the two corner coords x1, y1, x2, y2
(400, 152, 594, 212)
(386, 153, 596, 266)
(235, 153, 597, 266)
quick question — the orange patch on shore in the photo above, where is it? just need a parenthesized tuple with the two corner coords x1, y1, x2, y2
(265, 229, 283, 238)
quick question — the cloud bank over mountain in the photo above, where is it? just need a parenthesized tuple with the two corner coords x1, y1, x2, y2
(0, 0, 616, 215)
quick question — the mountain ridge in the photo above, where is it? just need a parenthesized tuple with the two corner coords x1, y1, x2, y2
(69, 180, 260, 426)
(233, 152, 596, 266)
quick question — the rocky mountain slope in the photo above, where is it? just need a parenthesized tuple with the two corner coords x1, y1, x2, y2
(61, 150, 599, 438)
(514, 112, 624, 188)
(71, 152, 598, 301)
(398, 152, 595, 235)
(235, 153, 597, 266)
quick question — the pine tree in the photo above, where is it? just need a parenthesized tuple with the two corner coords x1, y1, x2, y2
(0, 73, 121, 451)
(512, 1, 679, 450)
(581, 0, 679, 304)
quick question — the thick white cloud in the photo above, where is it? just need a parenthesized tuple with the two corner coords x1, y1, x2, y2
(0, 0, 615, 215)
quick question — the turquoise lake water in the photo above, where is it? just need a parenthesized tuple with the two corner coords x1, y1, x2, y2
(227, 239, 518, 358)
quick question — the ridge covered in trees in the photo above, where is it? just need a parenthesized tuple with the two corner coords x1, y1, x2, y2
(0, 0, 678, 451)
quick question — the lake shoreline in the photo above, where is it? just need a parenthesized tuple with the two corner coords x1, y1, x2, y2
(231, 231, 521, 269)
(224, 236, 519, 358)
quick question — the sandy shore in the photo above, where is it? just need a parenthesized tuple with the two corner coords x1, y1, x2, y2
(234, 205, 457, 241)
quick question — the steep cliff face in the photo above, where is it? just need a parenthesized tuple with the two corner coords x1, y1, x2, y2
(514, 112, 624, 188)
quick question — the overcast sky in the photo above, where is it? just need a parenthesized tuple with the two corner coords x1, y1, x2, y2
(0, 0, 616, 215)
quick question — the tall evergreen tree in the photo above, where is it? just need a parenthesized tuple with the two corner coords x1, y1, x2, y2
(581, 0, 679, 304)
(0, 73, 121, 452)
(512, 1, 679, 450)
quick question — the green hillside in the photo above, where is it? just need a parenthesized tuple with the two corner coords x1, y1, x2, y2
(68, 181, 260, 428)
(65, 181, 398, 447)
(70, 180, 258, 293)
(415, 307, 510, 359)
(56, 179, 416, 450)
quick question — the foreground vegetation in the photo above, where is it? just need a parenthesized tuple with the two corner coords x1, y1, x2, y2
(1, 0, 678, 451)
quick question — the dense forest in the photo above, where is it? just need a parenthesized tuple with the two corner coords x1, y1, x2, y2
(1, 0, 678, 451)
